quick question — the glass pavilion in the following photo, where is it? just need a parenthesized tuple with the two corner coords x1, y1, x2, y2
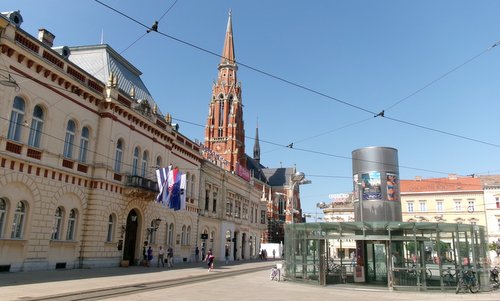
(284, 221, 490, 291)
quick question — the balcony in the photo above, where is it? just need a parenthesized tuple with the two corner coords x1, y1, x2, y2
(123, 175, 159, 199)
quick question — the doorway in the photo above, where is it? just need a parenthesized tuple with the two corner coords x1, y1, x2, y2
(123, 210, 138, 265)
(366, 242, 388, 283)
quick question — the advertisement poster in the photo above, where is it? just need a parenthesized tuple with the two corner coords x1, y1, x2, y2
(361, 172, 381, 200)
(353, 174, 359, 200)
(386, 172, 398, 201)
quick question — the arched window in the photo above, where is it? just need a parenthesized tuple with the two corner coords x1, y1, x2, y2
(78, 126, 89, 163)
(28, 105, 44, 148)
(141, 151, 149, 178)
(63, 120, 76, 158)
(132, 147, 139, 175)
(186, 226, 191, 245)
(156, 156, 162, 168)
(114, 139, 123, 172)
(106, 214, 115, 242)
(11, 201, 26, 239)
(8, 96, 25, 142)
(190, 174, 195, 197)
(168, 223, 174, 246)
(51, 207, 64, 240)
(0, 198, 7, 238)
(218, 96, 224, 137)
(66, 209, 77, 240)
(181, 225, 186, 245)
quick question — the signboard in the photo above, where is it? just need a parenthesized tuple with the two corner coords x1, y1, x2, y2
(200, 234, 208, 240)
(361, 172, 381, 200)
(328, 193, 350, 202)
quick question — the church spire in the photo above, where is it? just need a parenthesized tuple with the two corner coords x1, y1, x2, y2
(220, 9, 235, 66)
(204, 10, 246, 173)
(253, 120, 260, 164)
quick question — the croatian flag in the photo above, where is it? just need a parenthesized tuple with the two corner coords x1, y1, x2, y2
(155, 165, 171, 206)
(179, 174, 186, 211)
(165, 166, 179, 208)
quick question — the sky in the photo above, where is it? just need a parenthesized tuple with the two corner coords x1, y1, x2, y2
(4, 0, 500, 219)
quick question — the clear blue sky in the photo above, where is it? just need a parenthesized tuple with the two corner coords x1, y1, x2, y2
(5, 1, 500, 218)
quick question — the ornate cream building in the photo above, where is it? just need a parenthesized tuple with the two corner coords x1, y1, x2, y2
(0, 10, 271, 272)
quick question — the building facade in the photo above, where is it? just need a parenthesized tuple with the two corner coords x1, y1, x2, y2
(0, 11, 202, 271)
(400, 175, 485, 226)
(0, 10, 306, 272)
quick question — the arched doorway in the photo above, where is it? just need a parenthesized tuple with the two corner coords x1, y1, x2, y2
(123, 210, 139, 265)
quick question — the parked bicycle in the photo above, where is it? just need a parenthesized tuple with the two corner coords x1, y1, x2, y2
(490, 265, 499, 290)
(327, 261, 342, 275)
(407, 264, 432, 280)
(441, 266, 456, 286)
(270, 266, 279, 281)
(455, 269, 480, 294)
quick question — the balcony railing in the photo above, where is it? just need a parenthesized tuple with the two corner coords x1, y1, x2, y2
(124, 175, 159, 192)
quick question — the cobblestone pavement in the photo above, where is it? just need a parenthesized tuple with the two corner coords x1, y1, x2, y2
(0, 260, 499, 301)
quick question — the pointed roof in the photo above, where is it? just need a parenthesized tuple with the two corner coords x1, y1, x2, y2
(220, 10, 235, 65)
(253, 123, 260, 162)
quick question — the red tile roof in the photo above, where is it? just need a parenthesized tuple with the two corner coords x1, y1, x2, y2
(400, 177, 482, 193)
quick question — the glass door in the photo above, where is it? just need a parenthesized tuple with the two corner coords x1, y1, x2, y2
(366, 242, 388, 283)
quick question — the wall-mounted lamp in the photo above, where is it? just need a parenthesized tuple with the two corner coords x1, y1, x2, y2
(120, 225, 126, 238)
(146, 218, 162, 235)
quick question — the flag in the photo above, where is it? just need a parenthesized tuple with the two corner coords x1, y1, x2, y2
(179, 174, 186, 211)
(155, 165, 171, 205)
(165, 166, 179, 208)
(169, 170, 182, 210)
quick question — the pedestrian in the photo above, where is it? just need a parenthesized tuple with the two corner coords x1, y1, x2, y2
(206, 249, 215, 271)
(201, 247, 206, 261)
(157, 246, 165, 267)
(142, 245, 147, 266)
(147, 246, 153, 267)
(195, 246, 200, 262)
(167, 245, 174, 268)
(272, 249, 276, 259)
(225, 246, 230, 264)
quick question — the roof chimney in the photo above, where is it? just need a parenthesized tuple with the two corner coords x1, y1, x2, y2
(448, 174, 457, 180)
(414, 176, 422, 181)
(38, 28, 55, 47)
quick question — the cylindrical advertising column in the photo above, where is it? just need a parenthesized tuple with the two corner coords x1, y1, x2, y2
(352, 146, 402, 222)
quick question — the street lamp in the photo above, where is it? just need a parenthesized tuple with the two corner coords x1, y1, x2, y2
(146, 217, 162, 236)
(289, 171, 311, 224)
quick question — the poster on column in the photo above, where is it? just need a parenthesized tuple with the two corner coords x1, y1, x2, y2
(386, 172, 399, 201)
(361, 172, 381, 200)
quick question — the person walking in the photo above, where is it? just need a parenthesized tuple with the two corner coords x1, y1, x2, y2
(167, 246, 174, 268)
(206, 249, 215, 272)
(225, 246, 230, 264)
(157, 246, 165, 267)
(195, 246, 200, 262)
(147, 246, 153, 267)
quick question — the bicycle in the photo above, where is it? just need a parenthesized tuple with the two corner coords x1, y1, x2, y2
(407, 264, 432, 280)
(327, 261, 342, 275)
(270, 266, 279, 281)
(490, 265, 499, 290)
(441, 267, 456, 286)
(455, 269, 480, 294)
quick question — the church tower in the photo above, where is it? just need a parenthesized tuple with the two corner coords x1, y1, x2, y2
(204, 11, 246, 172)
(253, 123, 260, 164)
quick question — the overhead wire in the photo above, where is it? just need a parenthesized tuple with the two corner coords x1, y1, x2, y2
(3, 2, 497, 186)
(93, 0, 500, 151)
(383, 40, 500, 112)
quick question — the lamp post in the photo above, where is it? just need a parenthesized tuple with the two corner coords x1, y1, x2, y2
(289, 171, 311, 224)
